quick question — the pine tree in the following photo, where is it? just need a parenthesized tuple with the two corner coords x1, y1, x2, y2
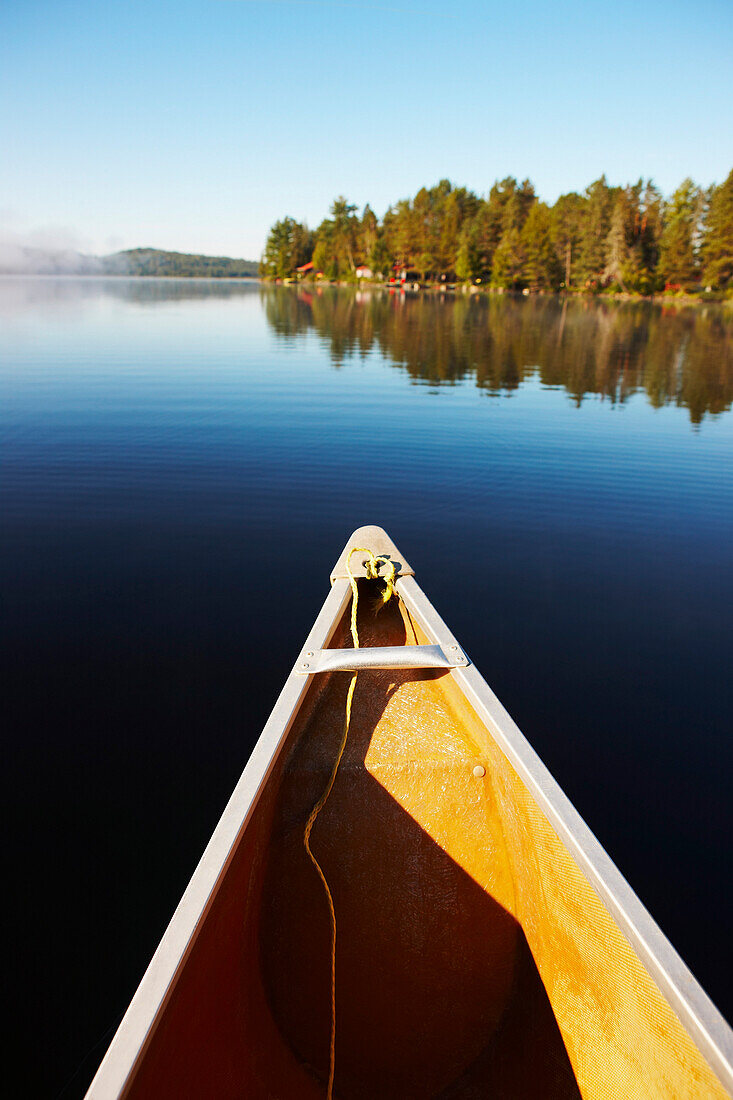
(412, 187, 435, 278)
(260, 216, 311, 278)
(578, 177, 617, 287)
(659, 179, 701, 288)
(368, 234, 391, 278)
(437, 186, 477, 276)
(603, 196, 629, 290)
(358, 204, 379, 267)
(620, 181, 663, 294)
(521, 203, 562, 289)
(330, 197, 358, 274)
(312, 224, 337, 280)
(469, 202, 502, 282)
(491, 226, 526, 289)
(702, 168, 733, 289)
(455, 223, 478, 282)
(638, 181, 664, 290)
(552, 192, 586, 288)
(385, 198, 416, 271)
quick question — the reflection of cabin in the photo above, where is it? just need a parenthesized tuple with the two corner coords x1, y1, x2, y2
(296, 261, 314, 279)
(355, 264, 373, 280)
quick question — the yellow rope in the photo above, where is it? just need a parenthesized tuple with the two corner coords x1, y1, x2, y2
(303, 547, 396, 1099)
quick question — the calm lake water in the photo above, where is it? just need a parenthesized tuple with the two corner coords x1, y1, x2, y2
(3, 277, 732, 1096)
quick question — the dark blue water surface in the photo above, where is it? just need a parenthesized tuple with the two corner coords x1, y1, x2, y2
(2, 278, 732, 1096)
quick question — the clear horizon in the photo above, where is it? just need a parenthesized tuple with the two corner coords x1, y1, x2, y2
(2, 0, 732, 261)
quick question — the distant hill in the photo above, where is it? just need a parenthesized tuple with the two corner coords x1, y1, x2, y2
(0, 245, 258, 278)
(102, 248, 259, 278)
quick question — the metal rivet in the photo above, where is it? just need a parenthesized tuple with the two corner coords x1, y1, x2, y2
(450, 644, 458, 650)
(301, 662, 310, 669)
(306, 651, 314, 657)
(473, 764, 486, 778)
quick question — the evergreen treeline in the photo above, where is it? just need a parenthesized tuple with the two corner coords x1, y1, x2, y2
(261, 170, 733, 294)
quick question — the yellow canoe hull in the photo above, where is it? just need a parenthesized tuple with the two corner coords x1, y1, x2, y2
(87, 527, 732, 1099)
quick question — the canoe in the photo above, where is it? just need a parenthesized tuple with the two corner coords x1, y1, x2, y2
(87, 526, 732, 1099)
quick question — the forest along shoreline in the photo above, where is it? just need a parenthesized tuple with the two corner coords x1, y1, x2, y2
(260, 170, 733, 302)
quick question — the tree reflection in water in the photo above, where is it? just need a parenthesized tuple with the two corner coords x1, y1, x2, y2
(262, 287, 733, 425)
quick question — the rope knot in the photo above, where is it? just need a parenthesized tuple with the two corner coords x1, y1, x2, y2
(351, 548, 396, 611)
(363, 557, 381, 581)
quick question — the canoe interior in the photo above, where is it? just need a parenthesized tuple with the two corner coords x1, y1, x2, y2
(123, 583, 726, 1099)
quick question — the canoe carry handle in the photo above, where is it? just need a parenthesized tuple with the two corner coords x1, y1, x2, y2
(295, 643, 469, 675)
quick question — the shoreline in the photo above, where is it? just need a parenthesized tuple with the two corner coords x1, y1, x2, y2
(268, 278, 732, 308)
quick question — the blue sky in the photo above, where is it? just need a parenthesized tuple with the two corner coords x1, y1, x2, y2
(1, 0, 731, 260)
